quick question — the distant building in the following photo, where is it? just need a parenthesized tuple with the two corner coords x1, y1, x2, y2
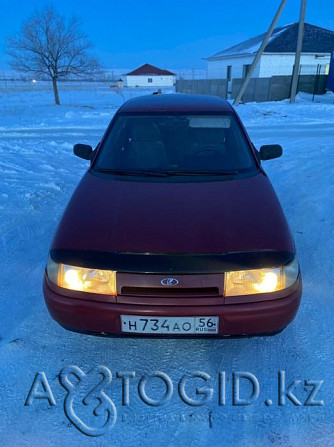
(205, 23, 334, 90)
(122, 64, 176, 87)
(110, 79, 124, 88)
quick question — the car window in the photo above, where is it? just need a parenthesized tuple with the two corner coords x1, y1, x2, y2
(94, 114, 257, 176)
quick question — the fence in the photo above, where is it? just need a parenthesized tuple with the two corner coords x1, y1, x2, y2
(231, 75, 328, 102)
(176, 74, 328, 103)
(175, 79, 228, 99)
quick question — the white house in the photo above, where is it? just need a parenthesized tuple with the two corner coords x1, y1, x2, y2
(205, 23, 334, 89)
(122, 64, 176, 87)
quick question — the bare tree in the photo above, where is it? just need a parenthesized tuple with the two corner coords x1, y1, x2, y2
(6, 6, 100, 105)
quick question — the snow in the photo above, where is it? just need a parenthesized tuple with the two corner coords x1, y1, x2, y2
(0, 82, 333, 446)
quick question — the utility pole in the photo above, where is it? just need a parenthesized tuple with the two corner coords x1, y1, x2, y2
(290, 0, 307, 103)
(233, 0, 287, 106)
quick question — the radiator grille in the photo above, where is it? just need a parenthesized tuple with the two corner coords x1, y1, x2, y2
(121, 286, 220, 297)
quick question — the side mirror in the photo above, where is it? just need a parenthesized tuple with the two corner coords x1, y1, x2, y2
(259, 144, 283, 161)
(73, 143, 93, 160)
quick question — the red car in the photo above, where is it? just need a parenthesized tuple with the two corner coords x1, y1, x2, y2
(43, 94, 302, 337)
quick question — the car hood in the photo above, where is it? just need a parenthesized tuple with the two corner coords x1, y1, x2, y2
(52, 171, 294, 254)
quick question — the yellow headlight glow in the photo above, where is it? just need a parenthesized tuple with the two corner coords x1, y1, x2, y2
(253, 271, 279, 293)
(64, 269, 84, 291)
(47, 258, 117, 295)
(224, 258, 299, 297)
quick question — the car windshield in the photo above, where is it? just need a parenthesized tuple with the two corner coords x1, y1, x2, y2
(94, 114, 257, 177)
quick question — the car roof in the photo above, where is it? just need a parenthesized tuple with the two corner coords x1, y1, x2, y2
(118, 94, 234, 114)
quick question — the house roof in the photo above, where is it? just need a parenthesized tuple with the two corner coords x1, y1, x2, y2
(125, 63, 176, 76)
(206, 23, 334, 60)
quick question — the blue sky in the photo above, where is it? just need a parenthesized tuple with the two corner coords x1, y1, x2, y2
(0, 0, 333, 70)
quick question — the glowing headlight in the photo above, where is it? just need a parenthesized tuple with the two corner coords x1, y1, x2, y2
(47, 257, 117, 295)
(224, 257, 299, 297)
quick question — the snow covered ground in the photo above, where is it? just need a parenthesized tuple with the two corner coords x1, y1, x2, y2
(0, 82, 333, 446)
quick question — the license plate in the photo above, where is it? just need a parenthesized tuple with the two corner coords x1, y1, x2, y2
(121, 315, 219, 334)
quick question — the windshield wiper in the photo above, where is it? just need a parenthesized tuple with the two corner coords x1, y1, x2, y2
(163, 170, 239, 176)
(95, 169, 169, 177)
(95, 169, 239, 177)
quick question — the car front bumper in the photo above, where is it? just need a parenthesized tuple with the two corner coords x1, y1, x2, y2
(43, 274, 302, 337)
